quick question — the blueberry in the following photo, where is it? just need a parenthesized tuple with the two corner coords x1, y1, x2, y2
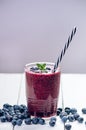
(16, 119, 22, 126)
(59, 112, 67, 119)
(0, 109, 4, 116)
(46, 67, 51, 70)
(24, 118, 32, 125)
(77, 117, 84, 123)
(2, 108, 9, 113)
(19, 106, 25, 113)
(0, 116, 7, 122)
(15, 110, 20, 114)
(9, 111, 15, 116)
(20, 104, 27, 111)
(50, 117, 57, 122)
(8, 107, 14, 115)
(57, 108, 63, 112)
(3, 103, 12, 109)
(12, 115, 18, 120)
(49, 120, 56, 127)
(13, 105, 20, 111)
(38, 118, 45, 125)
(57, 109, 61, 116)
(23, 110, 31, 118)
(61, 116, 68, 123)
(12, 119, 17, 126)
(65, 107, 71, 115)
(70, 108, 77, 114)
(30, 67, 34, 70)
(32, 117, 39, 124)
(73, 113, 80, 120)
(68, 115, 75, 122)
(85, 121, 86, 125)
(6, 115, 13, 122)
(82, 108, 86, 114)
(30, 67, 39, 72)
(17, 113, 24, 120)
(65, 124, 72, 130)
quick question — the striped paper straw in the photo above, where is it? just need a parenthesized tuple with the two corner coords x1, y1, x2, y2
(53, 27, 77, 72)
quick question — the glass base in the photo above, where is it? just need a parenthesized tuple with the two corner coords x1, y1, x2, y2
(31, 114, 57, 120)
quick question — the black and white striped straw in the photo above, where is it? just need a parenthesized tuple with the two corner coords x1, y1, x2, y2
(53, 27, 77, 72)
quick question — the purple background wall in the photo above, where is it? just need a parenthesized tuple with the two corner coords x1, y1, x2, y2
(0, 0, 86, 73)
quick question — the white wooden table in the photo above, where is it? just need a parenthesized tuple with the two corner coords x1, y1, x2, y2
(0, 73, 86, 130)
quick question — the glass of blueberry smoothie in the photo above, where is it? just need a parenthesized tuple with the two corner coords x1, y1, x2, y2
(25, 62, 61, 118)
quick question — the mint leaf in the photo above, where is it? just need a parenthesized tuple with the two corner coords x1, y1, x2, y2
(36, 63, 46, 71)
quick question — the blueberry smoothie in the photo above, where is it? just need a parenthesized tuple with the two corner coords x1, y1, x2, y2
(25, 62, 61, 118)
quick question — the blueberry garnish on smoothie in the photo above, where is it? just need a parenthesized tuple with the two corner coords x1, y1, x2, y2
(30, 63, 51, 73)
(30, 67, 39, 72)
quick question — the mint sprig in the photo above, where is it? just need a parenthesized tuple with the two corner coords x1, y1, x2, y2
(36, 63, 47, 72)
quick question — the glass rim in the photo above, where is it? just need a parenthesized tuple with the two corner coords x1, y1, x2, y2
(25, 62, 61, 73)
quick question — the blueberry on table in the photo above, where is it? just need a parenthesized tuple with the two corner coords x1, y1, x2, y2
(0, 109, 4, 116)
(82, 108, 86, 114)
(17, 113, 24, 120)
(6, 115, 13, 122)
(49, 117, 56, 127)
(77, 117, 84, 123)
(23, 110, 31, 118)
(2, 108, 9, 113)
(68, 115, 75, 122)
(61, 116, 68, 123)
(12, 119, 17, 126)
(16, 119, 22, 126)
(8, 107, 15, 115)
(12, 115, 18, 120)
(65, 107, 71, 115)
(57, 109, 61, 116)
(20, 104, 27, 110)
(85, 121, 86, 125)
(57, 108, 63, 112)
(73, 113, 80, 120)
(59, 112, 67, 119)
(50, 117, 57, 122)
(24, 118, 32, 125)
(13, 105, 20, 111)
(49, 120, 56, 127)
(19, 106, 25, 113)
(32, 117, 39, 124)
(9, 111, 15, 116)
(65, 124, 72, 130)
(0, 116, 7, 122)
(70, 108, 77, 114)
(38, 118, 45, 125)
(3, 103, 12, 109)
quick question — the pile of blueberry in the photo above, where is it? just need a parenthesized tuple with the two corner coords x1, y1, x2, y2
(0, 104, 86, 130)
(57, 107, 86, 130)
(0, 104, 30, 126)
(0, 103, 55, 127)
